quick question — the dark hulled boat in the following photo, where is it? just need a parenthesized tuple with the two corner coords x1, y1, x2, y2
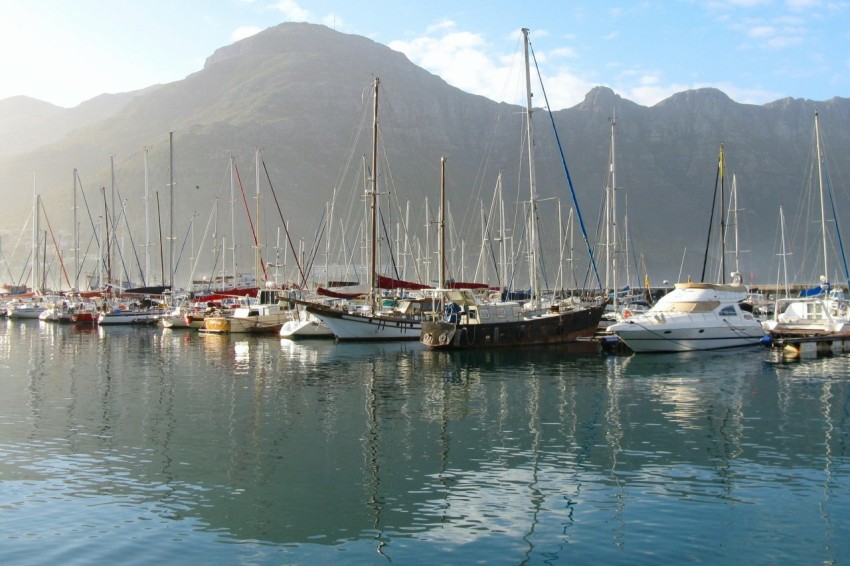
(420, 289, 605, 349)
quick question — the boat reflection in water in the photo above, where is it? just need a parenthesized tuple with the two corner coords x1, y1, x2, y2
(0, 319, 846, 564)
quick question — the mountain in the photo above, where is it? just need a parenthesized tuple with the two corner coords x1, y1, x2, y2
(1, 22, 848, 288)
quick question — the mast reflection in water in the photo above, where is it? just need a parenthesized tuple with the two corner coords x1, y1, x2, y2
(0, 319, 847, 564)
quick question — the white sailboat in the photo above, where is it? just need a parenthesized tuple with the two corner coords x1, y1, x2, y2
(762, 111, 850, 338)
(304, 78, 432, 341)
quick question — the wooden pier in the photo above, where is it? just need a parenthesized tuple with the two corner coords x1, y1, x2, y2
(767, 329, 850, 357)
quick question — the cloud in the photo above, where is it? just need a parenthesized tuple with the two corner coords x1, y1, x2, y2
(321, 13, 346, 30)
(785, 0, 820, 9)
(231, 26, 263, 42)
(390, 23, 591, 110)
(747, 25, 775, 38)
(389, 25, 508, 101)
(622, 73, 781, 106)
(271, 0, 311, 21)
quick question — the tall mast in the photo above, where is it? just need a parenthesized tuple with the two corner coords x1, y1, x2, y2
(143, 147, 150, 286)
(169, 131, 174, 289)
(32, 179, 39, 293)
(255, 147, 262, 286)
(439, 157, 446, 289)
(522, 28, 539, 309)
(424, 195, 430, 285)
(498, 170, 506, 287)
(720, 143, 727, 283)
(229, 155, 236, 287)
(815, 111, 828, 282)
(103, 185, 111, 289)
(369, 78, 379, 314)
(779, 206, 790, 296)
(73, 168, 79, 291)
(608, 115, 619, 309)
(110, 155, 115, 288)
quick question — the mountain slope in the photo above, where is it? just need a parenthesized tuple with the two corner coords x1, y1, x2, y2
(1, 22, 848, 286)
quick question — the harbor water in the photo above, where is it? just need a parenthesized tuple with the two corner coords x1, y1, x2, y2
(0, 319, 847, 564)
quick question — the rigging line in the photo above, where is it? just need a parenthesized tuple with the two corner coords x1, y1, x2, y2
(378, 208, 401, 280)
(534, 206, 553, 292)
(77, 172, 114, 286)
(38, 199, 72, 290)
(701, 148, 722, 283)
(4, 210, 31, 283)
(173, 215, 195, 285)
(103, 196, 134, 289)
(16, 249, 33, 288)
(0, 226, 22, 284)
(375, 121, 427, 286)
(261, 158, 308, 287)
(528, 40, 602, 290)
(822, 165, 850, 289)
(75, 171, 102, 256)
(115, 188, 147, 287)
(483, 216, 502, 287)
(299, 209, 326, 285)
(233, 161, 268, 281)
(187, 198, 218, 288)
(303, 221, 327, 284)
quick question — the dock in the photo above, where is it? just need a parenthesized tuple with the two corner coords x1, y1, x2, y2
(767, 329, 850, 357)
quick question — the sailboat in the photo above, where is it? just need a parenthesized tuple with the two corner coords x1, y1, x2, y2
(762, 111, 850, 338)
(420, 29, 606, 350)
(608, 144, 766, 352)
(198, 150, 296, 334)
(596, 115, 651, 328)
(304, 78, 435, 341)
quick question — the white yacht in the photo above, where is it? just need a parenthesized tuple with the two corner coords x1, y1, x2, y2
(608, 279, 766, 353)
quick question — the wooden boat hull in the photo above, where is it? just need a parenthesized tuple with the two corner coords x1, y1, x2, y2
(421, 303, 606, 349)
(199, 311, 291, 334)
(199, 317, 231, 333)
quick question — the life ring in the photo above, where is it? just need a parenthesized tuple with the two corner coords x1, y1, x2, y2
(623, 308, 632, 319)
(438, 333, 448, 344)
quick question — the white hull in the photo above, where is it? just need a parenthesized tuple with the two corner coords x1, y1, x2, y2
(161, 315, 191, 328)
(39, 307, 74, 323)
(280, 315, 332, 339)
(9, 306, 46, 319)
(306, 305, 421, 341)
(98, 310, 164, 325)
(160, 308, 206, 329)
(609, 313, 766, 352)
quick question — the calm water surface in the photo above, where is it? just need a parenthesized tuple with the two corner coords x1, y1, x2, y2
(0, 319, 847, 564)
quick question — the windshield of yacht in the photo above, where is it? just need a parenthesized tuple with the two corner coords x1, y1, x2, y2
(654, 300, 720, 313)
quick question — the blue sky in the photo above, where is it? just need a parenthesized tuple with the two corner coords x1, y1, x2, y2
(1, 0, 848, 109)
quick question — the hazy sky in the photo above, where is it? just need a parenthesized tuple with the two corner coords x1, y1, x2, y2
(1, 0, 847, 109)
